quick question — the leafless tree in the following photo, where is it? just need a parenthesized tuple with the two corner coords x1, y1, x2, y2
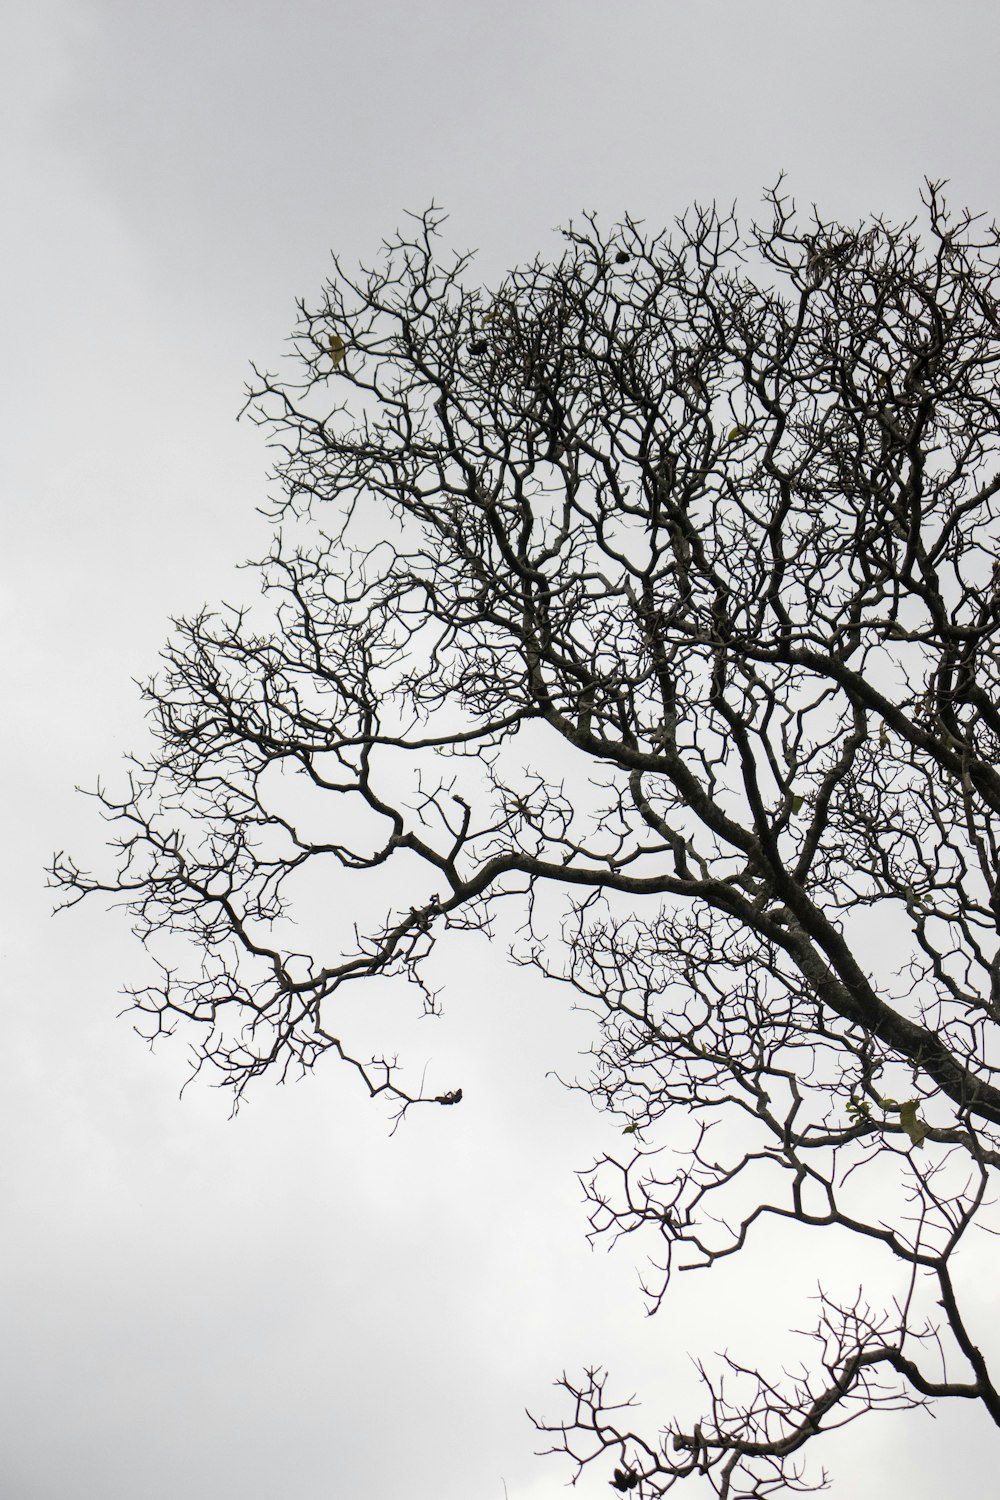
(53, 182, 1000, 1495)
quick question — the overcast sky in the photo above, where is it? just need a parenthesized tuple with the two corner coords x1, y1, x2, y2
(4, 3, 1000, 1498)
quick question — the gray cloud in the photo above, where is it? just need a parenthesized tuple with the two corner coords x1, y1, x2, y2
(4, 1, 999, 1495)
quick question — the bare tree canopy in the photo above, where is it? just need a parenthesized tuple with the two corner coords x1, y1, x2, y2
(54, 182, 1000, 1495)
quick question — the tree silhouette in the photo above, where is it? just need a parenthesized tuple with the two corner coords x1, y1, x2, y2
(54, 182, 1000, 1495)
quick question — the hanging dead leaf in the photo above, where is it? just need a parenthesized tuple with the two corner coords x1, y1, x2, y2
(898, 1099, 927, 1149)
(328, 333, 346, 367)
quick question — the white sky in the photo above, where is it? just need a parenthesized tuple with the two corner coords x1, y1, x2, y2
(4, 2, 1000, 1497)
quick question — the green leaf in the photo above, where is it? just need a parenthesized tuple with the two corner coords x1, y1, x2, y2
(790, 793, 805, 814)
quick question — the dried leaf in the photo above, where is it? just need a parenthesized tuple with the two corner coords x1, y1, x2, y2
(898, 1099, 927, 1149)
